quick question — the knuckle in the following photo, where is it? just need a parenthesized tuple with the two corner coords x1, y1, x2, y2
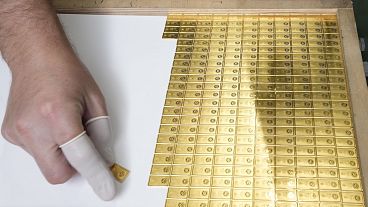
(88, 91, 106, 107)
(38, 99, 82, 122)
(0, 123, 18, 145)
(13, 118, 32, 138)
(1, 117, 25, 146)
(1, 123, 10, 139)
(38, 100, 84, 144)
(39, 100, 65, 120)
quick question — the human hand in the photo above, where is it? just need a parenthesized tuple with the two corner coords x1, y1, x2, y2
(0, 0, 118, 200)
(1, 55, 117, 200)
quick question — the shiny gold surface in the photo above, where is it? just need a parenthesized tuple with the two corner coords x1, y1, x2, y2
(110, 163, 129, 183)
(150, 14, 365, 207)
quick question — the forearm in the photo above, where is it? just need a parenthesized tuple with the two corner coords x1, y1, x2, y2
(0, 0, 76, 74)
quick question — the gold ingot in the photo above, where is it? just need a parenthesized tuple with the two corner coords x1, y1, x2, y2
(319, 179, 340, 190)
(318, 168, 338, 178)
(165, 199, 187, 207)
(189, 165, 206, 176)
(110, 163, 129, 183)
(189, 188, 210, 199)
(233, 189, 253, 200)
(167, 187, 189, 199)
(173, 155, 193, 164)
(341, 179, 362, 191)
(171, 165, 192, 175)
(151, 165, 172, 175)
(170, 176, 190, 187)
(210, 188, 231, 199)
(342, 192, 364, 204)
(191, 175, 211, 187)
(148, 176, 169, 186)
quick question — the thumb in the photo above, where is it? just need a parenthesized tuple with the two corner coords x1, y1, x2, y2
(60, 132, 116, 201)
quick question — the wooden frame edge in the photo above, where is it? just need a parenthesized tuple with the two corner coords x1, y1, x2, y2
(55, 8, 340, 16)
(338, 8, 368, 205)
(52, 0, 352, 15)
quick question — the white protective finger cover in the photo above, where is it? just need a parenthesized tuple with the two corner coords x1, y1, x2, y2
(60, 132, 116, 201)
(85, 116, 115, 166)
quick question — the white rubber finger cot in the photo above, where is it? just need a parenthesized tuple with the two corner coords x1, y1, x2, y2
(60, 133, 116, 201)
(85, 116, 115, 166)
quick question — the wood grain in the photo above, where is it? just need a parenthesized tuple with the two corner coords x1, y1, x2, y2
(51, 0, 352, 14)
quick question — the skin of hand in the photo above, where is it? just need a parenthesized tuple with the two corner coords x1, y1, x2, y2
(0, 0, 116, 200)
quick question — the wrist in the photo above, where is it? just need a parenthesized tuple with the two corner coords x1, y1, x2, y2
(0, 0, 76, 75)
